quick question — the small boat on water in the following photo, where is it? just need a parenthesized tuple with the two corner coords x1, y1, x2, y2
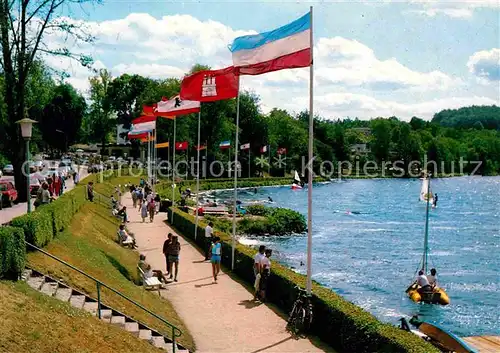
(291, 170, 303, 190)
(406, 174, 450, 305)
(400, 316, 478, 353)
(420, 173, 434, 206)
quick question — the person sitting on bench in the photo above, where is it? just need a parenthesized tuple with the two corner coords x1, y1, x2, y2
(118, 224, 137, 248)
(138, 254, 167, 283)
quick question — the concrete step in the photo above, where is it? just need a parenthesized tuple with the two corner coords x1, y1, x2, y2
(110, 315, 126, 329)
(54, 287, 72, 302)
(82, 301, 99, 316)
(40, 281, 59, 296)
(26, 274, 45, 290)
(138, 329, 152, 341)
(124, 322, 139, 335)
(99, 309, 113, 322)
(69, 295, 86, 309)
(150, 335, 168, 350)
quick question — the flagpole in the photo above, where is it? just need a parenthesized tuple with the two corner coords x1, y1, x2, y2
(268, 145, 271, 176)
(148, 132, 151, 185)
(205, 141, 208, 179)
(231, 78, 241, 270)
(153, 129, 156, 194)
(306, 5, 314, 295)
(194, 108, 201, 240)
(172, 118, 177, 225)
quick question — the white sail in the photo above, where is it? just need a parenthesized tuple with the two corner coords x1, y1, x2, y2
(420, 177, 434, 203)
(294, 170, 301, 183)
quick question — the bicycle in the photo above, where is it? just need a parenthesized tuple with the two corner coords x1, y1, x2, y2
(287, 285, 313, 336)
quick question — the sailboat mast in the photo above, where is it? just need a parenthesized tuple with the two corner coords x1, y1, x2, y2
(422, 176, 431, 272)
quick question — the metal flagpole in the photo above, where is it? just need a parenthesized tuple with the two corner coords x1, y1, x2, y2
(172, 118, 177, 225)
(231, 78, 241, 270)
(268, 145, 271, 176)
(195, 108, 201, 240)
(147, 132, 151, 185)
(306, 6, 314, 295)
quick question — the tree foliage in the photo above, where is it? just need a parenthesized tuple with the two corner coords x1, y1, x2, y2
(432, 105, 500, 130)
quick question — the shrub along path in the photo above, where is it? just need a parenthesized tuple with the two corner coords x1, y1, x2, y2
(125, 193, 335, 353)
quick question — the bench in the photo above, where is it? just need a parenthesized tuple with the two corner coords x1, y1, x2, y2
(137, 266, 162, 295)
(201, 207, 228, 216)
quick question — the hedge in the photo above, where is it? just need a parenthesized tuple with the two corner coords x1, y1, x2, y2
(167, 207, 440, 353)
(0, 226, 26, 280)
(11, 210, 54, 247)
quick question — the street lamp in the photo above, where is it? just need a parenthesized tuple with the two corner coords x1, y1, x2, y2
(16, 117, 37, 213)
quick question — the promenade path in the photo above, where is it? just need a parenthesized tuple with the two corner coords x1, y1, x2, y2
(0, 166, 88, 225)
(124, 192, 335, 353)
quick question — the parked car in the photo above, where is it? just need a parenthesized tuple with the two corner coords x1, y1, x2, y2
(0, 180, 18, 207)
(33, 161, 44, 171)
(58, 161, 72, 177)
(2, 164, 14, 175)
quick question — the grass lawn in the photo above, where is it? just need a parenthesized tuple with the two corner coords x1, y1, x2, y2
(0, 281, 163, 353)
(26, 199, 195, 351)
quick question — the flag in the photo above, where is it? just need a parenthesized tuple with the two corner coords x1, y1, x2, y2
(180, 66, 239, 102)
(219, 141, 231, 150)
(142, 105, 157, 116)
(132, 115, 156, 125)
(229, 12, 311, 76)
(240, 143, 250, 150)
(156, 142, 170, 149)
(277, 147, 287, 155)
(129, 120, 156, 134)
(128, 132, 148, 140)
(156, 95, 200, 117)
(260, 145, 268, 153)
(175, 141, 188, 151)
(195, 144, 207, 151)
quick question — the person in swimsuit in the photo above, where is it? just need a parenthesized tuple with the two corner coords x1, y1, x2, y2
(211, 237, 222, 283)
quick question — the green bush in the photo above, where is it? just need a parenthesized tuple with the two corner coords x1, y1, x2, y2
(0, 226, 26, 280)
(167, 207, 440, 353)
(11, 211, 53, 247)
(245, 205, 267, 216)
(45, 194, 74, 235)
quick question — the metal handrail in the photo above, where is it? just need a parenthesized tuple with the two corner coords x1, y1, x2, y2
(24, 241, 182, 352)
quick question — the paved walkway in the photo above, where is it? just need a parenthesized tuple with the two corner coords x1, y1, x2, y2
(0, 167, 88, 225)
(125, 193, 334, 353)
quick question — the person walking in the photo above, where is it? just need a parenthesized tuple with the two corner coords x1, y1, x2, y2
(163, 233, 173, 276)
(211, 237, 222, 283)
(204, 222, 214, 260)
(131, 188, 138, 208)
(154, 193, 161, 214)
(167, 235, 181, 282)
(139, 200, 148, 223)
(86, 182, 94, 202)
(148, 198, 156, 223)
(59, 175, 65, 196)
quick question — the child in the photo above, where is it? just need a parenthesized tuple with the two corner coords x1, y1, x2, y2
(211, 237, 222, 283)
(139, 200, 148, 223)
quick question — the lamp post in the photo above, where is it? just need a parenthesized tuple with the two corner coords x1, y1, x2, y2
(16, 118, 37, 213)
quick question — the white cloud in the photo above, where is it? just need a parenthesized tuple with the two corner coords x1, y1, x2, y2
(314, 37, 460, 91)
(41, 12, 498, 120)
(467, 48, 500, 82)
(406, 0, 500, 18)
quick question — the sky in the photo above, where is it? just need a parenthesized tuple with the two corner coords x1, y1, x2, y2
(43, 0, 500, 120)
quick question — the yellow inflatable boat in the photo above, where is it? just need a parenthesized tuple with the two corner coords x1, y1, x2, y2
(406, 284, 450, 305)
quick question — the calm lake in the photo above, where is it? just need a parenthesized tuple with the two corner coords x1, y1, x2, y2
(219, 176, 500, 337)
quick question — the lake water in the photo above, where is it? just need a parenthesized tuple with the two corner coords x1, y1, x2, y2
(216, 176, 500, 337)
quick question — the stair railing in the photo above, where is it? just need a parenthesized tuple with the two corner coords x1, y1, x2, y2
(25, 240, 182, 353)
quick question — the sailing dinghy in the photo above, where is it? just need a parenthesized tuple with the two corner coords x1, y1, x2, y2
(406, 174, 450, 305)
(291, 170, 303, 190)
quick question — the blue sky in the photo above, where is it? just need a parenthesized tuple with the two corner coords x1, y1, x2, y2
(50, 0, 500, 119)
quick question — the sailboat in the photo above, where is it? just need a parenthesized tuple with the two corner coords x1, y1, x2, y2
(291, 170, 303, 190)
(406, 175, 450, 305)
(419, 174, 434, 205)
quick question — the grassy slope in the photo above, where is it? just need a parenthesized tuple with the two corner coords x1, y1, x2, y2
(26, 198, 195, 351)
(0, 281, 162, 353)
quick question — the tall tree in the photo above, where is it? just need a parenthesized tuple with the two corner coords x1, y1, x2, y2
(40, 83, 86, 152)
(86, 69, 114, 152)
(370, 118, 393, 162)
(0, 0, 94, 201)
